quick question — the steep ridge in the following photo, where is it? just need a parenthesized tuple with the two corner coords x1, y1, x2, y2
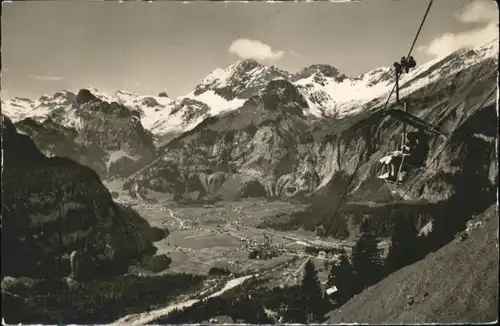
(124, 44, 498, 207)
(327, 204, 498, 323)
(1, 115, 164, 279)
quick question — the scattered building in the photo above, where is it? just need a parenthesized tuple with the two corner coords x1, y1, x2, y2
(326, 285, 338, 296)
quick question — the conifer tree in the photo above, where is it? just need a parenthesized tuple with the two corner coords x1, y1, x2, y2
(360, 218, 371, 234)
(315, 224, 325, 237)
(330, 216, 350, 239)
(300, 259, 328, 323)
(280, 286, 303, 323)
(351, 231, 383, 292)
(327, 248, 355, 304)
(429, 214, 454, 251)
(385, 215, 419, 275)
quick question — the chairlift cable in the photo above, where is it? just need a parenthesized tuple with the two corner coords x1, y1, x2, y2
(318, 0, 434, 249)
(380, 0, 434, 113)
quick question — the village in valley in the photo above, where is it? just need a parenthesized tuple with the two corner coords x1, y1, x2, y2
(119, 195, 388, 298)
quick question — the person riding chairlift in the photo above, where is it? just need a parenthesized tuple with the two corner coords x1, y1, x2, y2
(385, 129, 428, 182)
(404, 129, 429, 167)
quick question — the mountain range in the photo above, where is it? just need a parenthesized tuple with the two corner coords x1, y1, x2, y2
(1, 41, 498, 203)
(4, 41, 496, 134)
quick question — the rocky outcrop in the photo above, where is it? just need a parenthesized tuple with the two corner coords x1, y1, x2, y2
(238, 179, 268, 198)
(76, 88, 99, 105)
(1, 115, 165, 279)
(261, 79, 308, 115)
(276, 158, 320, 197)
(170, 98, 211, 125)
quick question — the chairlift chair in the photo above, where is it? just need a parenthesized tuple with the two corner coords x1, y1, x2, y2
(376, 110, 442, 184)
(376, 104, 445, 185)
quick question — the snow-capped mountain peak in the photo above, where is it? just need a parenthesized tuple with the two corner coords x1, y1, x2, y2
(193, 59, 292, 100)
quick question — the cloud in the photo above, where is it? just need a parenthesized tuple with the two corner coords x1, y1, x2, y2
(229, 38, 284, 61)
(418, 0, 498, 58)
(30, 74, 66, 81)
(455, 0, 498, 23)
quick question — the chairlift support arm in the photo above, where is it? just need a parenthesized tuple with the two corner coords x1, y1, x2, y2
(393, 56, 417, 149)
(385, 109, 445, 137)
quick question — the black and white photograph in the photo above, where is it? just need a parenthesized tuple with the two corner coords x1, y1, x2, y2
(1, 0, 498, 324)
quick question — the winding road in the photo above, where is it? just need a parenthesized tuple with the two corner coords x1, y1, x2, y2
(281, 257, 311, 286)
(110, 256, 295, 325)
(110, 274, 256, 326)
(167, 209, 185, 228)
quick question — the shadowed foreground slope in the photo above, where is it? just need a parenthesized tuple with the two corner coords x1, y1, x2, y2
(1, 114, 162, 278)
(327, 204, 499, 324)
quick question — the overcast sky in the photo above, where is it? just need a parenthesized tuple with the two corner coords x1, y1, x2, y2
(1, 0, 498, 99)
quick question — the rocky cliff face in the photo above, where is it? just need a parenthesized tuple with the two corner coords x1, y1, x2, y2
(1, 115, 164, 279)
(124, 47, 498, 208)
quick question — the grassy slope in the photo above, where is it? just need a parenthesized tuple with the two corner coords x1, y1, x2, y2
(327, 204, 499, 323)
